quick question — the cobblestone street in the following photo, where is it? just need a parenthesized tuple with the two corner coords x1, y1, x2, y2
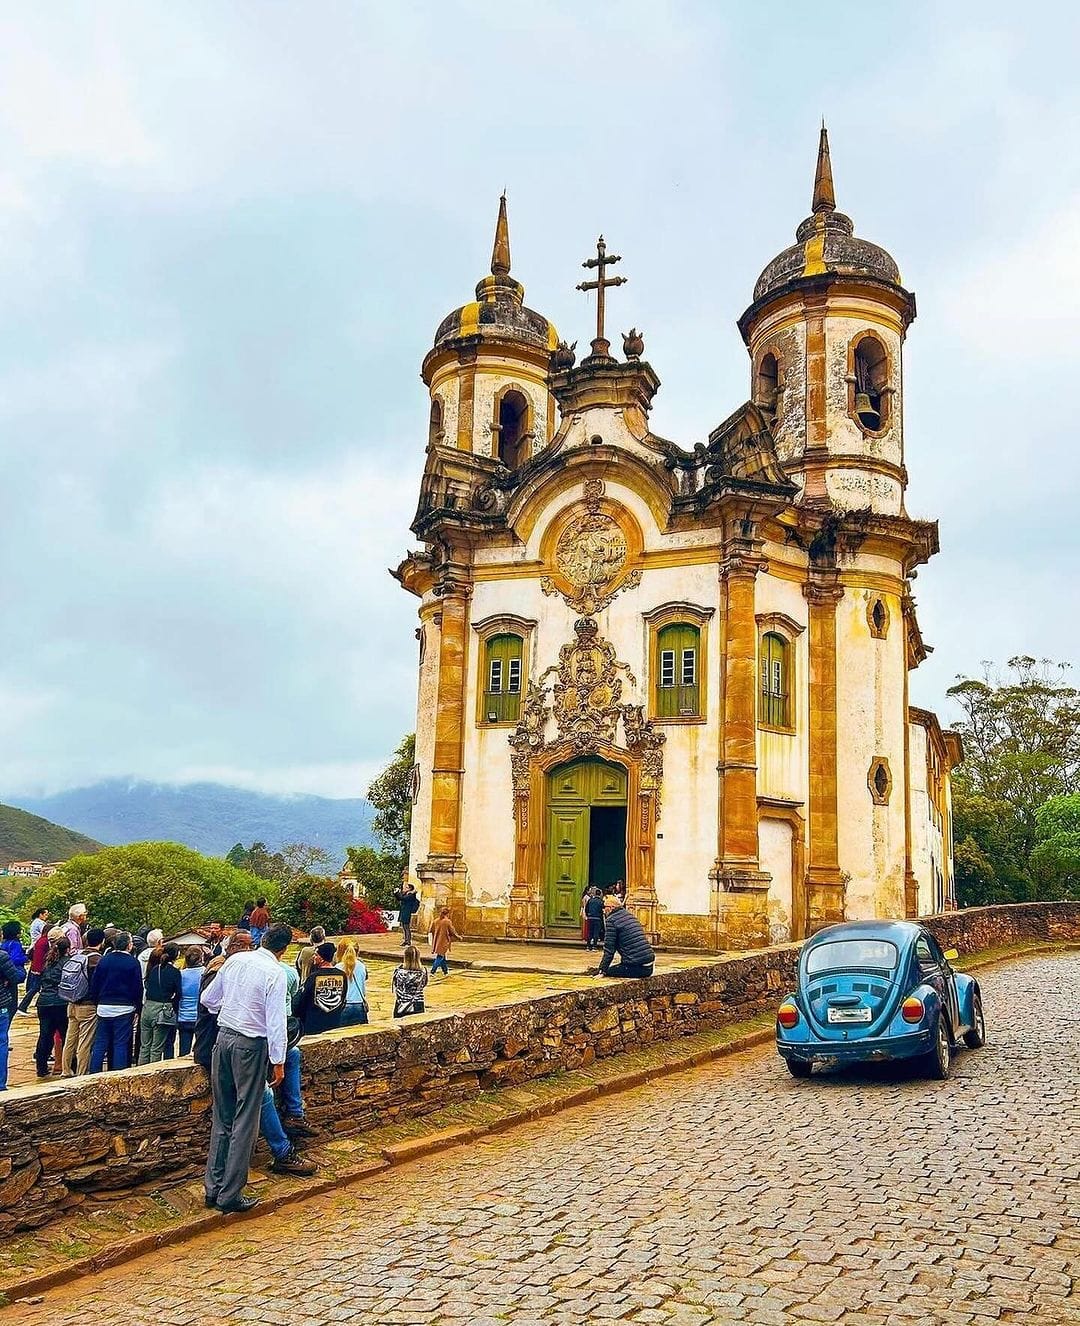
(6, 951, 1078, 1325)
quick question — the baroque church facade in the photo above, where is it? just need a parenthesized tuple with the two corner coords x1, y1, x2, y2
(395, 130, 960, 950)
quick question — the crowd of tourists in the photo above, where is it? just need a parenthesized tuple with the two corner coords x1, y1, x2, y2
(0, 891, 463, 1095)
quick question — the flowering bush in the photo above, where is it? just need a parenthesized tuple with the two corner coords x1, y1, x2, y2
(344, 897, 389, 934)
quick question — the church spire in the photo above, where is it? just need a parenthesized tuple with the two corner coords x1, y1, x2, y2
(812, 123, 836, 214)
(490, 192, 511, 276)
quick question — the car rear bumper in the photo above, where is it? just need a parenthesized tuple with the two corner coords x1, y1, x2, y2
(777, 1028, 933, 1064)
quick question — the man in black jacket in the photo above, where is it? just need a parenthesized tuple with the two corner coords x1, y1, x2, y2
(393, 882, 421, 948)
(592, 893, 655, 979)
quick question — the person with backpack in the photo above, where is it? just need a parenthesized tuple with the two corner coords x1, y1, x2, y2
(0, 939, 22, 1090)
(390, 944, 429, 1018)
(393, 881, 421, 948)
(59, 927, 106, 1077)
(34, 931, 71, 1078)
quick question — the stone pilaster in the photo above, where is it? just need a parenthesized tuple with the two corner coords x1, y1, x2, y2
(418, 568, 472, 931)
(803, 572, 846, 930)
(713, 539, 770, 950)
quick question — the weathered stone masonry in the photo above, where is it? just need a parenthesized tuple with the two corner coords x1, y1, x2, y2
(0, 902, 1076, 1236)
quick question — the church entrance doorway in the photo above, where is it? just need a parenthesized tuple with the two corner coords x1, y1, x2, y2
(543, 757, 627, 936)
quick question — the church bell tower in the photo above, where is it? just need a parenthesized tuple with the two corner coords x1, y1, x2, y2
(738, 127, 916, 517)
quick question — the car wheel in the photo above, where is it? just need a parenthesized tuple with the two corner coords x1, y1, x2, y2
(785, 1058, 812, 1079)
(963, 992, 986, 1049)
(924, 1015, 951, 1080)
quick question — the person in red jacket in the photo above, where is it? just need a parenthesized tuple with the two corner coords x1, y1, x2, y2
(17, 928, 51, 1014)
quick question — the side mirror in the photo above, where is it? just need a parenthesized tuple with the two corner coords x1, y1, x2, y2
(943, 949, 959, 962)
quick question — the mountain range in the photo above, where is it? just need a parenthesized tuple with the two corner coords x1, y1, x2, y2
(11, 780, 375, 866)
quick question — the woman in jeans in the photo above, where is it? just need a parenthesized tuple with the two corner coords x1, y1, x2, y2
(176, 945, 204, 1055)
(391, 945, 428, 1018)
(34, 931, 70, 1078)
(336, 938, 369, 1026)
(138, 941, 181, 1063)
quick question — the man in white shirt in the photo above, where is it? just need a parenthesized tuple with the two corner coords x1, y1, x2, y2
(201, 922, 290, 1213)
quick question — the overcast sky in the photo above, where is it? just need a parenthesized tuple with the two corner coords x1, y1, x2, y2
(2, 2, 1078, 801)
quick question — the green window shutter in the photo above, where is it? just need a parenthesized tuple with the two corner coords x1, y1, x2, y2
(484, 634, 523, 722)
(759, 633, 790, 728)
(657, 623, 700, 717)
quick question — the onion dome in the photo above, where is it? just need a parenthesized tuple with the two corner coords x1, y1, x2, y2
(432, 195, 558, 352)
(752, 126, 902, 302)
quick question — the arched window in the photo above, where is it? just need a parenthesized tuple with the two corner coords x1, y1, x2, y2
(756, 351, 779, 415)
(482, 633, 523, 723)
(759, 632, 791, 729)
(852, 335, 889, 432)
(656, 623, 701, 718)
(428, 397, 444, 447)
(496, 389, 529, 468)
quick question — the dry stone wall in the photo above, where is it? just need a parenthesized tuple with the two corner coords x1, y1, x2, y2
(1, 901, 1076, 1236)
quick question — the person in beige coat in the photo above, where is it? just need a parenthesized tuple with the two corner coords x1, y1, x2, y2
(428, 908, 460, 978)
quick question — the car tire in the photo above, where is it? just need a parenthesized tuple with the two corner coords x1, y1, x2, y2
(785, 1058, 812, 1079)
(924, 1015, 951, 1080)
(962, 992, 986, 1049)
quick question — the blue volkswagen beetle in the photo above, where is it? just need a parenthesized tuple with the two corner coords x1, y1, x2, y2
(775, 920, 986, 1080)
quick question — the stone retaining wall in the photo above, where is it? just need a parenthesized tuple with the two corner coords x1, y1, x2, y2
(1, 901, 1076, 1236)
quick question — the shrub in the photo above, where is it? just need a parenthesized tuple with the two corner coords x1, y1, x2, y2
(344, 897, 389, 935)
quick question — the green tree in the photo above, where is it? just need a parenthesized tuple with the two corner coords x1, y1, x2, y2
(281, 842, 333, 877)
(277, 872, 352, 935)
(345, 844, 400, 910)
(948, 657, 1080, 905)
(26, 842, 266, 935)
(367, 733, 415, 875)
(1030, 794, 1080, 900)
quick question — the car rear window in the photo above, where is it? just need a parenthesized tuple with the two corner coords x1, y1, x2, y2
(805, 939, 898, 975)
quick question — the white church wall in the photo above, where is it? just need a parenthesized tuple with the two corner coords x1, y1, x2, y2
(755, 571, 810, 807)
(760, 816, 795, 944)
(835, 584, 907, 920)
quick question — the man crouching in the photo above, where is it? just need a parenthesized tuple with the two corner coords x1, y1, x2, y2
(590, 892, 655, 979)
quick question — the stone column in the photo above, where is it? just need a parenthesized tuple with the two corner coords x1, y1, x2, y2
(713, 542, 770, 950)
(419, 570, 471, 931)
(803, 573, 845, 929)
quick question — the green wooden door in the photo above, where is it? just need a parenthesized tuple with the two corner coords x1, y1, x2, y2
(543, 758, 627, 932)
(545, 805, 588, 929)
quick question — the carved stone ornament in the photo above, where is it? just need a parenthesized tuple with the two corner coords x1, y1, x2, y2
(508, 616, 666, 817)
(544, 479, 642, 615)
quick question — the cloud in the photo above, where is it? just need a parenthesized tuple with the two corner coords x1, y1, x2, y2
(0, 3, 1077, 801)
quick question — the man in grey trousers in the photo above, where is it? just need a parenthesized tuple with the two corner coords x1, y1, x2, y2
(201, 922, 291, 1213)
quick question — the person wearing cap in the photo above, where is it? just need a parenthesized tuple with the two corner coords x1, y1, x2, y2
(201, 923, 291, 1214)
(292, 942, 347, 1035)
(591, 892, 655, 980)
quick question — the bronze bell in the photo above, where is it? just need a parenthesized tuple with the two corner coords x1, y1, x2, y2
(854, 392, 880, 428)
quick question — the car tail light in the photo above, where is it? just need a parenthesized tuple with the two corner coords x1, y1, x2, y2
(777, 1002, 800, 1029)
(901, 996, 924, 1023)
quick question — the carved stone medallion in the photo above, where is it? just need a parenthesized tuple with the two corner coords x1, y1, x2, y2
(554, 513, 628, 591)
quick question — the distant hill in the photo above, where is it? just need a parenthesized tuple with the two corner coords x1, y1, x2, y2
(12, 780, 375, 866)
(0, 803, 104, 869)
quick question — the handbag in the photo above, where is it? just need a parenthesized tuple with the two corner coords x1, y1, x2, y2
(154, 1001, 178, 1028)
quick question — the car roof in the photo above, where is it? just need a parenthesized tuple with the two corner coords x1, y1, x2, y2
(804, 920, 924, 948)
